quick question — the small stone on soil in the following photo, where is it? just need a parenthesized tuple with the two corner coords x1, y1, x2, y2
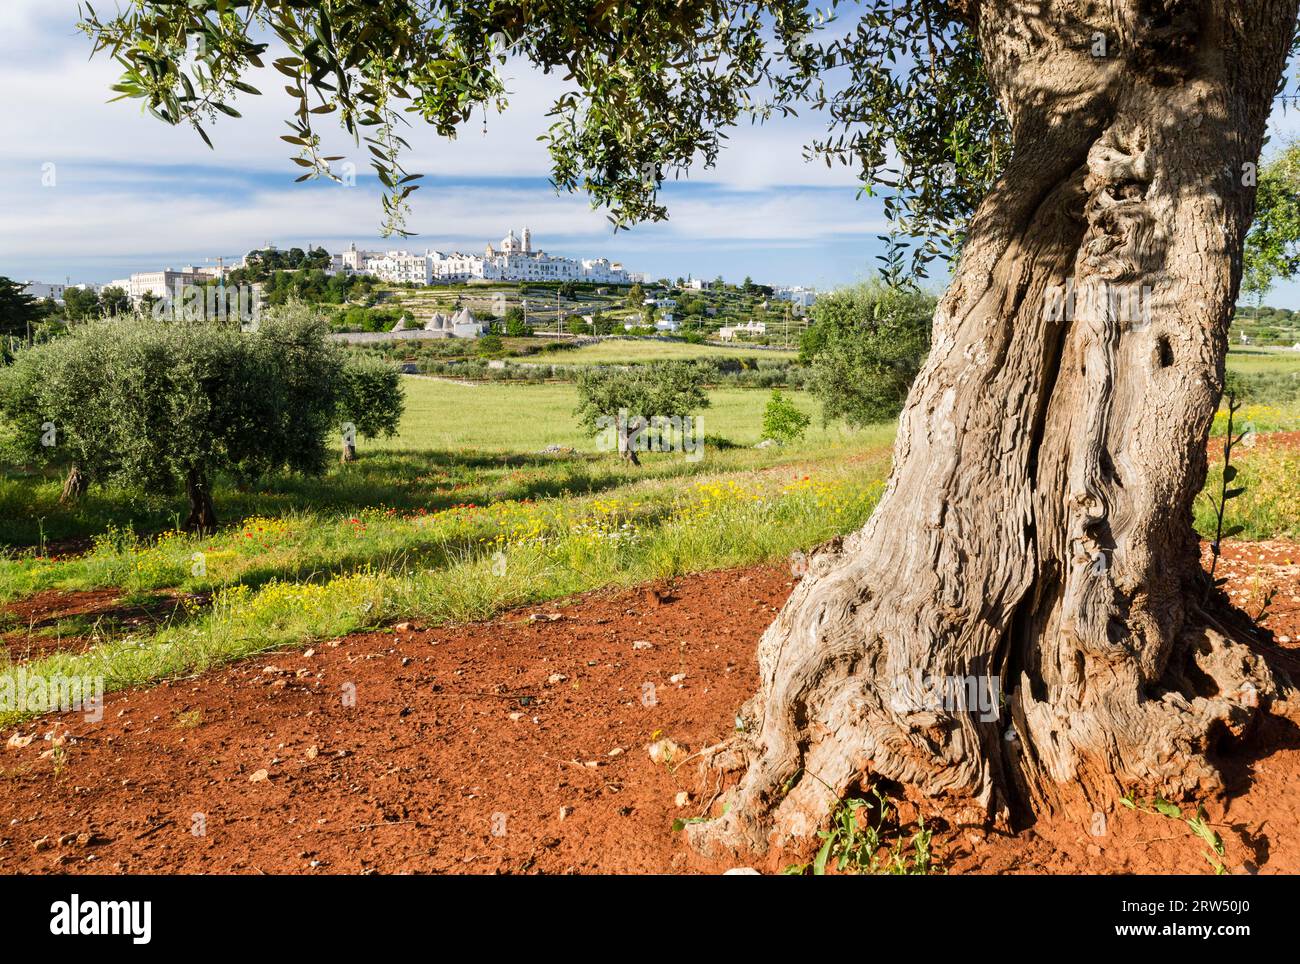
(647, 738, 685, 765)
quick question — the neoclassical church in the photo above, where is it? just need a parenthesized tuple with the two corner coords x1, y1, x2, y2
(486, 226, 532, 257)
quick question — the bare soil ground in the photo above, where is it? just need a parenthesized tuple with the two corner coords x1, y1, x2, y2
(1208, 429, 1300, 457)
(0, 589, 199, 662)
(1, 545, 1298, 875)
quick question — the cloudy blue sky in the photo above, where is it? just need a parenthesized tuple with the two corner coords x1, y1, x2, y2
(2, 0, 1299, 305)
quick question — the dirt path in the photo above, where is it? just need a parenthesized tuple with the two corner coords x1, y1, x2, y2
(2, 551, 1298, 875)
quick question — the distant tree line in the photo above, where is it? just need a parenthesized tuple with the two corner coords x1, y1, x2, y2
(231, 246, 332, 280)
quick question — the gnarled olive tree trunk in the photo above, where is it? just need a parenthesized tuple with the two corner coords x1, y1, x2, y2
(183, 467, 218, 535)
(691, 0, 1298, 858)
(60, 464, 88, 504)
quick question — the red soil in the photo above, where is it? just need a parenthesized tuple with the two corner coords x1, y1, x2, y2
(1, 551, 1298, 875)
(1201, 541, 1300, 649)
(1208, 429, 1300, 458)
(1, 589, 198, 662)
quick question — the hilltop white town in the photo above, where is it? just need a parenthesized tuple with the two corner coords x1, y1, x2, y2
(13, 227, 821, 340)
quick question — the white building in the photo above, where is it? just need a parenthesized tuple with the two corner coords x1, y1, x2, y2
(346, 229, 632, 285)
(20, 281, 71, 302)
(341, 243, 384, 274)
(114, 267, 223, 303)
(366, 250, 432, 285)
(718, 320, 766, 341)
(773, 286, 817, 309)
(20, 281, 113, 302)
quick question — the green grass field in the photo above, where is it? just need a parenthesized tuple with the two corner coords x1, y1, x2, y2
(0, 377, 894, 724)
(1, 361, 1296, 727)
(536, 339, 798, 366)
(385, 377, 851, 451)
(1226, 345, 1300, 375)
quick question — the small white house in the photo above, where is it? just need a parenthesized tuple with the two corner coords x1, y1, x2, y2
(774, 286, 817, 309)
(718, 320, 766, 341)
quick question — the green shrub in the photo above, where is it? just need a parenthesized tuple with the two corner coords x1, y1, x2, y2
(762, 389, 811, 444)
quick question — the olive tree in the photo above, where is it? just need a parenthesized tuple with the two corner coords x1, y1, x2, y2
(575, 362, 710, 465)
(79, 0, 1300, 858)
(337, 356, 404, 462)
(0, 325, 117, 501)
(0, 309, 404, 531)
(1241, 142, 1300, 301)
(803, 281, 936, 426)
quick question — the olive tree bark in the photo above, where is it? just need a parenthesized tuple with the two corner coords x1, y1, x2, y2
(183, 467, 218, 535)
(619, 416, 643, 466)
(691, 0, 1299, 858)
(59, 464, 88, 504)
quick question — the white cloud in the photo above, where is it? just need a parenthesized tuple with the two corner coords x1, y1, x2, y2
(1, 0, 856, 191)
(0, 158, 885, 276)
